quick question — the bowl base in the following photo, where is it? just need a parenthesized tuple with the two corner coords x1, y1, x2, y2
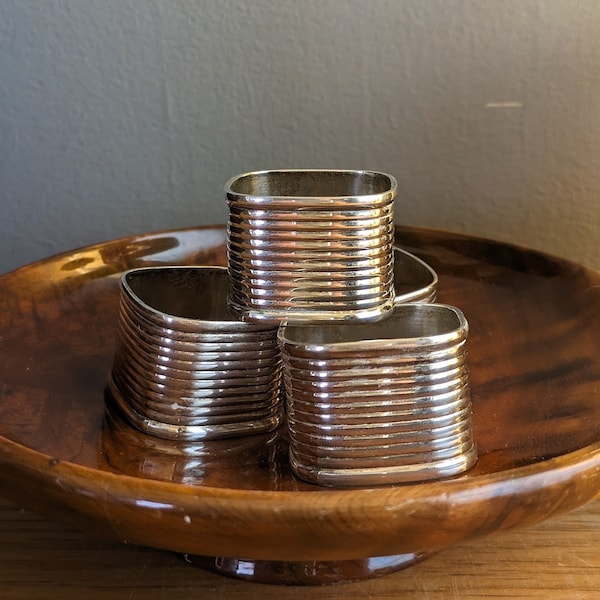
(184, 552, 432, 585)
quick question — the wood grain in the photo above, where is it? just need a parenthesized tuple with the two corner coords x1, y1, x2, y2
(1, 225, 600, 583)
(1, 495, 599, 599)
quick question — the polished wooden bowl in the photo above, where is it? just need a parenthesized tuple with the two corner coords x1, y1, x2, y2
(1, 225, 600, 585)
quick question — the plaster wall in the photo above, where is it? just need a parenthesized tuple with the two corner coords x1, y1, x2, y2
(1, 0, 599, 272)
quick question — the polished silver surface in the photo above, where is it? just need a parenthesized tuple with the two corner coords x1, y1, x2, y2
(105, 169, 451, 480)
(226, 170, 396, 207)
(107, 266, 283, 441)
(291, 428, 473, 457)
(289, 447, 478, 487)
(226, 169, 397, 322)
(393, 247, 438, 304)
(227, 244, 393, 262)
(279, 302, 466, 348)
(108, 380, 283, 442)
(278, 303, 476, 486)
(290, 419, 473, 448)
(228, 203, 395, 220)
(228, 222, 394, 241)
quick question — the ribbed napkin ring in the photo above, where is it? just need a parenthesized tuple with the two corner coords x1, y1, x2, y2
(278, 302, 477, 486)
(225, 169, 397, 322)
(106, 266, 283, 441)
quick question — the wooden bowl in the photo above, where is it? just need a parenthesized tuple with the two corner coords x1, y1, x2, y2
(1, 225, 600, 585)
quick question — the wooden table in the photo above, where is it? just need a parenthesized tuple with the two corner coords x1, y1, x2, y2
(1, 495, 599, 599)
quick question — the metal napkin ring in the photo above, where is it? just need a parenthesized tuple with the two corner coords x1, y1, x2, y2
(107, 266, 283, 441)
(225, 169, 397, 323)
(278, 302, 476, 486)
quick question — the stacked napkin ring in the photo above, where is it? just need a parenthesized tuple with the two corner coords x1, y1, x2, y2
(225, 169, 397, 322)
(107, 266, 283, 441)
(106, 168, 476, 487)
(393, 247, 438, 304)
(278, 303, 476, 486)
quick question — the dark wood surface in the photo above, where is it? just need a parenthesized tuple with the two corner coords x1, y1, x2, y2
(1, 225, 600, 584)
(1, 494, 600, 598)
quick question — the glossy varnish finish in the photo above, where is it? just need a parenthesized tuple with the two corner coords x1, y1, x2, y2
(2, 495, 600, 598)
(1, 225, 600, 568)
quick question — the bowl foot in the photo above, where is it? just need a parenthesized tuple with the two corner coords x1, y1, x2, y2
(184, 552, 432, 585)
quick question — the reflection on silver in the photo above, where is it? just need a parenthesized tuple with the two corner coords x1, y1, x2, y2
(107, 266, 283, 441)
(225, 170, 397, 322)
(393, 248, 438, 304)
(104, 169, 462, 488)
(278, 303, 476, 486)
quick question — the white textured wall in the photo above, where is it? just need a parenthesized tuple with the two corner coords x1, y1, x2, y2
(1, 0, 599, 273)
